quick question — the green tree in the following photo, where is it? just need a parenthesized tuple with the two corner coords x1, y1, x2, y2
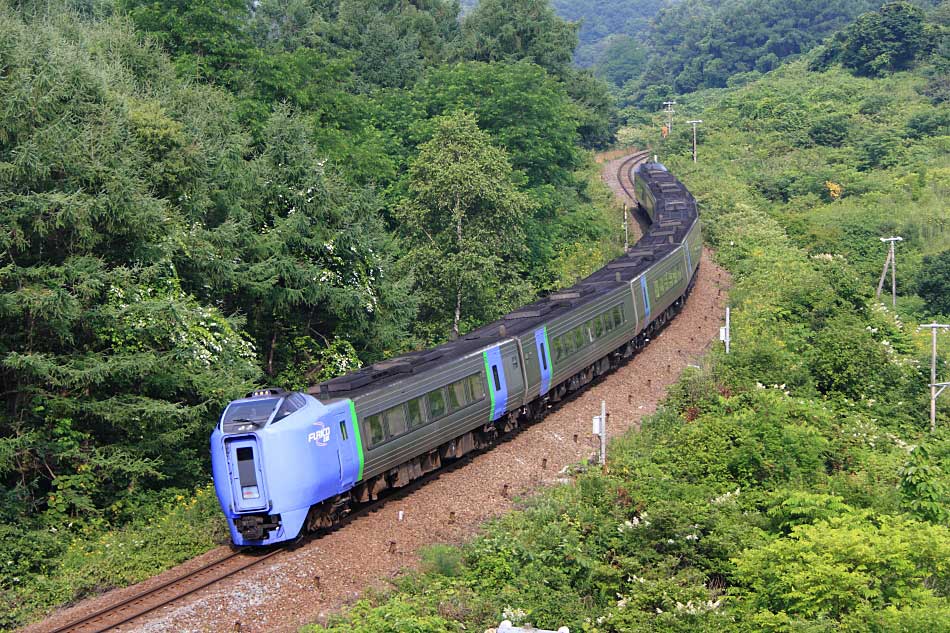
(807, 315, 902, 399)
(734, 513, 950, 624)
(121, 0, 254, 85)
(455, 0, 578, 76)
(397, 112, 535, 339)
(840, 1, 931, 76)
(416, 61, 581, 187)
(186, 105, 416, 374)
(594, 34, 647, 88)
(916, 249, 950, 315)
(0, 12, 259, 523)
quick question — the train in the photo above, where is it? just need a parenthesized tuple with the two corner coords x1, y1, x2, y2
(211, 161, 701, 546)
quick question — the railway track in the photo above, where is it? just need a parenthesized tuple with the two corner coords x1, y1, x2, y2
(47, 548, 282, 633)
(42, 149, 660, 633)
(616, 149, 650, 202)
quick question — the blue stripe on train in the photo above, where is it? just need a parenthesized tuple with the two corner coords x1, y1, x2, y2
(484, 347, 508, 421)
(534, 327, 552, 396)
(641, 276, 651, 319)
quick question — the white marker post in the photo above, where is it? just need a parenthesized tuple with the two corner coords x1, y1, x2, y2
(719, 306, 731, 354)
(592, 400, 607, 468)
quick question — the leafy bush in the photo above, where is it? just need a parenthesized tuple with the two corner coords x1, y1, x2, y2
(916, 249, 950, 315)
(809, 113, 853, 147)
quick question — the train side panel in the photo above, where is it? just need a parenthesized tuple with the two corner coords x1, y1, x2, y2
(351, 339, 524, 482)
(546, 288, 637, 386)
(644, 248, 691, 319)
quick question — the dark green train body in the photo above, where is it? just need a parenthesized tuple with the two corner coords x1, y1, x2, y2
(211, 162, 702, 545)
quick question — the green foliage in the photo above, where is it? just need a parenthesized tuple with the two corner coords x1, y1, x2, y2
(593, 35, 647, 88)
(808, 112, 853, 147)
(415, 61, 582, 187)
(625, 0, 878, 104)
(916, 249, 950, 314)
(420, 544, 465, 578)
(455, 0, 578, 76)
(0, 483, 226, 630)
(397, 111, 534, 340)
(838, 1, 933, 77)
(899, 435, 950, 522)
(733, 513, 950, 623)
(808, 314, 903, 399)
(550, 0, 664, 67)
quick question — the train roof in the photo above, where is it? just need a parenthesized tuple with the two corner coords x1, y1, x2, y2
(311, 162, 698, 400)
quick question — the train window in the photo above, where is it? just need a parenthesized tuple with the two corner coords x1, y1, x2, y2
(612, 305, 623, 326)
(428, 388, 447, 419)
(491, 365, 501, 390)
(540, 343, 548, 370)
(573, 328, 584, 350)
(384, 404, 408, 438)
(468, 374, 486, 401)
(604, 311, 615, 332)
(407, 398, 424, 429)
(366, 414, 384, 447)
(448, 379, 466, 411)
(593, 316, 604, 338)
(339, 420, 348, 441)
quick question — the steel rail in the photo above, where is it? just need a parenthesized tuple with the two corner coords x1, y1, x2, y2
(47, 548, 281, 633)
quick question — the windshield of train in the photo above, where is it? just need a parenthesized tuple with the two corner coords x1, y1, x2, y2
(222, 397, 282, 425)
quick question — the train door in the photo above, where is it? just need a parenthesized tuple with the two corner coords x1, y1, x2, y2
(483, 347, 508, 421)
(639, 275, 652, 324)
(533, 327, 552, 396)
(324, 400, 362, 490)
(224, 436, 269, 513)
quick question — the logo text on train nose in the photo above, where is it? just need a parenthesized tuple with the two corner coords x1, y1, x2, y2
(308, 421, 331, 446)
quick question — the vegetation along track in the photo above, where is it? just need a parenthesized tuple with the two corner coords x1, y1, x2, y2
(41, 152, 718, 633)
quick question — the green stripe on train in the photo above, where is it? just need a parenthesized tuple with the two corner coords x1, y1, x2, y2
(347, 399, 364, 481)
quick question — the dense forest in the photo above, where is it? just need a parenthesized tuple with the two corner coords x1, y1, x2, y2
(465, 0, 940, 107)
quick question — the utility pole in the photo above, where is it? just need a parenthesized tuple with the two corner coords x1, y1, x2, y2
(663, 100, 676, 134)
(876, 236, 903, 308)
(920, 323, 950, 432)
(686, 120, 703, 162)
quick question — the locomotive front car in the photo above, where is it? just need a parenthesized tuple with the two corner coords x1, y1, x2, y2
(210, 388, 361, 545)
